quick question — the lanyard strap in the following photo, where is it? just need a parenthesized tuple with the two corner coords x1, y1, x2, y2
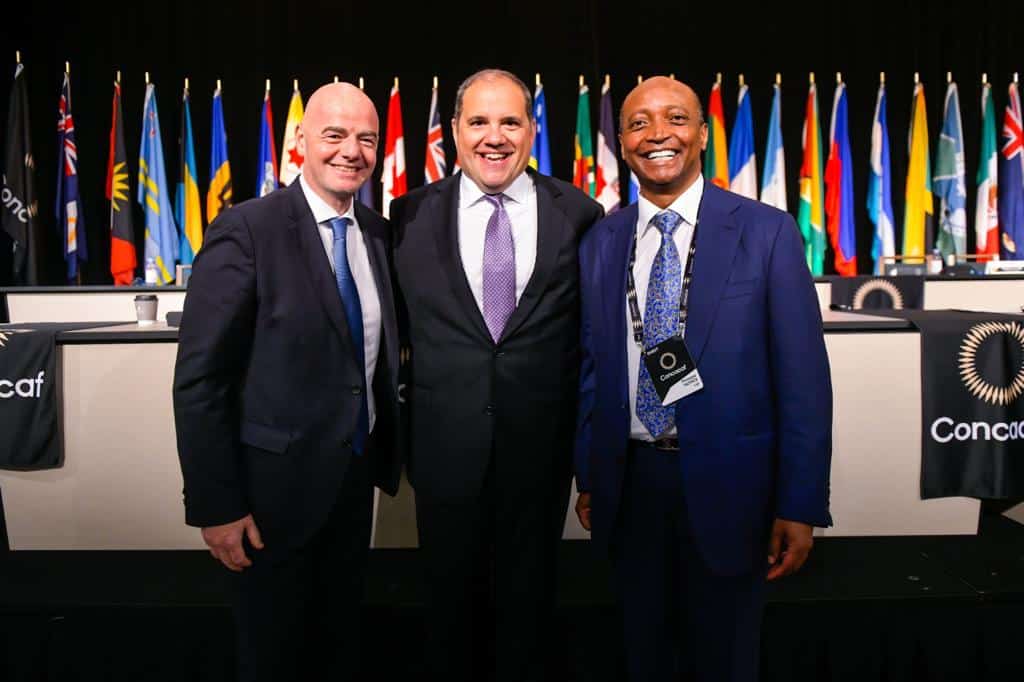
(626, 216, 699, 348)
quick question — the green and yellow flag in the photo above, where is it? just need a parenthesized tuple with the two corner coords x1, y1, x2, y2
(704, 76, 729, 189)
(572, 77, 595, 197)
(798, 77, 826, 275)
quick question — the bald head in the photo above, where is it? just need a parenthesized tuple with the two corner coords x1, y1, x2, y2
(619, 76, 703, 132)
(303, 82, 378, 133)
(296, 81, 380, 214)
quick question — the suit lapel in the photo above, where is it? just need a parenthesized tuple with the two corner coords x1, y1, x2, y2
(603, 204, 638, 402)
(685, 183, 742, 365)
(498, 172, 565, 342)
(355, 201, 399, 386)
(428, 175, 493, 343)
(286, 181, 357, 358)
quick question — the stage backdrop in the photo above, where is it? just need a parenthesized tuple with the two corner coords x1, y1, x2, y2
(0, 0, 1018, 285)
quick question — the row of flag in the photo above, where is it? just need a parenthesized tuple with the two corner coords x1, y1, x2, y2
(5, 64, 1024, 286)
(706, 71, 1023, 275)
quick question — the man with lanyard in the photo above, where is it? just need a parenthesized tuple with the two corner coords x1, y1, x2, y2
(573, 76, 833, 681)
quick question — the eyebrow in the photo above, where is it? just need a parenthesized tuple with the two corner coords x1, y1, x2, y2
(321, 126, 379, 139)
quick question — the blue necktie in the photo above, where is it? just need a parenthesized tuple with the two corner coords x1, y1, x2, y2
(329, 216, 368, 456)
(636, 209, 684, 439)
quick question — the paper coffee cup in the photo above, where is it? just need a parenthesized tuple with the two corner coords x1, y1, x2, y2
(134, 294, 158, 326)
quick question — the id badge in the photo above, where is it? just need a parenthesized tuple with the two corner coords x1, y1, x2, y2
(642, 336, 704, 406)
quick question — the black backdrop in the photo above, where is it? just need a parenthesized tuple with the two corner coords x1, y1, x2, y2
(1, 0, 1021, 285)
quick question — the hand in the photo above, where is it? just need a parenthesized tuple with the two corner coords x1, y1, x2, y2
(202, 514, 264, 572)
(766, 519, 813, 581)
(575, 492, 592, 531)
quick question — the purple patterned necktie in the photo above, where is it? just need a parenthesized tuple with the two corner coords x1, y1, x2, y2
(482, 193, 516, 342)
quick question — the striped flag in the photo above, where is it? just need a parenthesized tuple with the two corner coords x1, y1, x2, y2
(256, 82, 278, 197)
(382, 79, 407, 218)
(868, 82, 895, 273)
(572, 79, 595, 197)
(176, 82, 203, 265)
(903, 81, 933, 260)
(760, 80, 786, 210)
(424, 80, 446, 184)
(279, 83, 304, 186)
(975, 81, 999, 260)
(595, 77, 620, 212)
(529, 77, 552, 175)
(704, 79, 729, 189)
(627, 171, 640, 204)
(999, 79, 1024, 260)
(934, 80, 967, 259)
(56, 70, 86, 281)
(106, 77, 136, 285)
(798, 78, 826, 275)
(825, 80, 857, 275)
(138, 82, 179, 284)
(207, 85, 232, 224)
(728, 81, 757, 199)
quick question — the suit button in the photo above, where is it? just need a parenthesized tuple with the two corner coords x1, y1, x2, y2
(485, 404, 495, 416)
(493, 350, 505, 358)
(343, 439, 352, 449)
(351, 386, 362, 395)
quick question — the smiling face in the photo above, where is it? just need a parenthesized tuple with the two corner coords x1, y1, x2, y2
(297, 83, 379, 213)
(619, 77, 707, 207)
(452, 74, 536, 195)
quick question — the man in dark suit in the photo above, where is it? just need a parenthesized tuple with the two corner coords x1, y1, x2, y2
(173, 82, 400, 682)
(391, 68, 603, 682)
(574, 76, 833, 681)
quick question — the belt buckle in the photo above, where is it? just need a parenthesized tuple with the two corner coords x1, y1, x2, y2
(652, 437, 679, 451)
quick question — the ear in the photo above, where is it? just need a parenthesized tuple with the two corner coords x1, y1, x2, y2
(296, 123, 307, 158)
(700, 121, 709, 151)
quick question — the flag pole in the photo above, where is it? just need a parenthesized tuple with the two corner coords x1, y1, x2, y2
(604, 74, 610, 89)
(880, 71, 885, 85)
(265, 78, 270, 93)
(116, 70, 121, 84)
(981, 73, 987, 85)
(637, 75, 643, 85)
(293, 78, 298, 92)
(776, 72, 781, 86)
(535, 73, 540, 88)
(145, 71, 150, 85)
(836, 71, 842, 85)
(739, 73, 744, 88)
(216, 79, 221, 92)
(716, 72, 722, 85)
(358, 77, 364, 90)
(184, 77, 189, 92)
(15, 50, 20, 64)
(65, 61, 70, 75)
(809, 71, 815, 85)
(947, 71, 952, 84)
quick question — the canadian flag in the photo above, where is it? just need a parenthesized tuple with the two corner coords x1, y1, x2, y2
(382, 80, 407, 217)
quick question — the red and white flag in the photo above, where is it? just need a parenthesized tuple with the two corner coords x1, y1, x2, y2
(424, 79, 446, 184)
(382, 79, 407, 217)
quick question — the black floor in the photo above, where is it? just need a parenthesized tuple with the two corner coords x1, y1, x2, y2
(1, 511, 1023, 681)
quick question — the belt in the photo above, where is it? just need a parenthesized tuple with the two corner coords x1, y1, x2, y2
(629, 437, 679, 452)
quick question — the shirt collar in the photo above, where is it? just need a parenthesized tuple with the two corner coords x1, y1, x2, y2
(299, 173, 358, 227)
(459, 170, 533, 210)
(636, 174, 704, 239)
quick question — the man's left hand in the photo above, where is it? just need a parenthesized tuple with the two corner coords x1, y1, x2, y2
(766, 519, 813, 581)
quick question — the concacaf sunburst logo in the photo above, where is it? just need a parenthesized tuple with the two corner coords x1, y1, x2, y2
(0, 329, 32, 349)
(851, 278, 904, 310)
(958, 322, 1024, 406)
(110, 161, 130, 212)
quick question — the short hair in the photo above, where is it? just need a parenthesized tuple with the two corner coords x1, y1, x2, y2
(453, 69, 534, 122)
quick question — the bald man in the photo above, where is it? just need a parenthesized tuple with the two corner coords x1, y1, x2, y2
(574, 76, 832, 681)
(174, 82, 401, 682)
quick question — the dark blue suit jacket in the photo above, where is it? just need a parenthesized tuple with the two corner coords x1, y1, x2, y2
(574, 182, 833, 576)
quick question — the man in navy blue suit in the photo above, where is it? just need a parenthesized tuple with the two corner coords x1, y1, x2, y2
(574, 76, 833, 681)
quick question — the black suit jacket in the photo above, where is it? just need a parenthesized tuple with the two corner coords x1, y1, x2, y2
(391, 170, 603, 502)
(173, 180, 401, 561)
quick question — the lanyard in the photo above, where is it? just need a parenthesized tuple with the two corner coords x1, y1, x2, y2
(626, 214, 699, 349)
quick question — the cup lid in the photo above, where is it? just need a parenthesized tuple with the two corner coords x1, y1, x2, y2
(134, 294, 157, 301)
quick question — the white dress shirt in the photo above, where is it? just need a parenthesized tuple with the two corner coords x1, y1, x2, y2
(628, 175, 704, 440)
(299, 174, 382, 431)
(458, 171, 538, 311)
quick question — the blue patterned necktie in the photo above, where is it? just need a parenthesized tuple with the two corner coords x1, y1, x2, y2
(482, 194, 516, 342)
(328, 216, 368, 455)
(636, 209, 684, 439)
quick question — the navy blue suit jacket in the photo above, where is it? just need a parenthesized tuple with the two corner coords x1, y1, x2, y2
(574, 183, 833, 576)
